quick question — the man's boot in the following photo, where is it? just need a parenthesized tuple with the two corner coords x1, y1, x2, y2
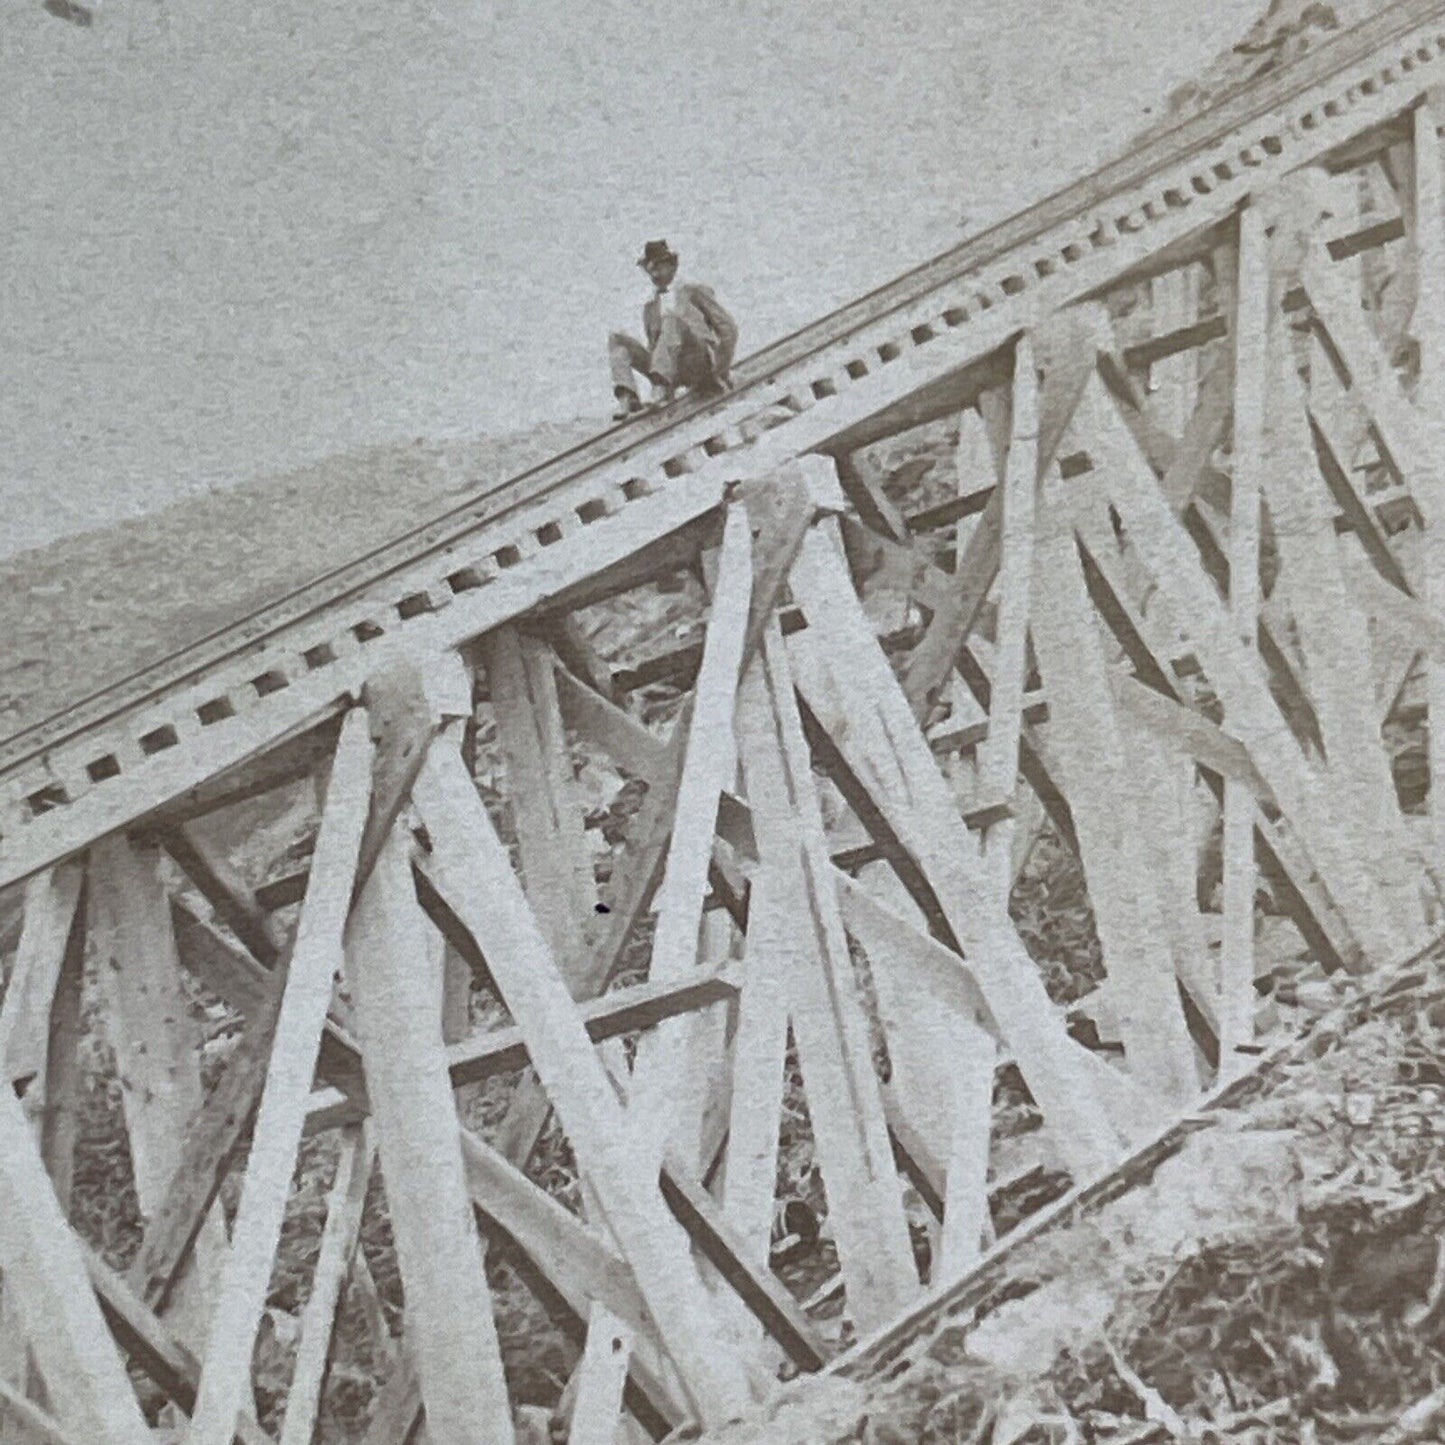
(612, 386, 645, 421)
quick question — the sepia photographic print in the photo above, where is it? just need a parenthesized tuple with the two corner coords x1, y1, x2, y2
(5, 1, 1445, 1441)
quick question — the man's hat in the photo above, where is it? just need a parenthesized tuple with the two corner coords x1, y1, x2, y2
(638, 239, 678, 268)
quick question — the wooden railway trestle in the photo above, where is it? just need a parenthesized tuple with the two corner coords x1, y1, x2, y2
(8, 4, 1445, 1441)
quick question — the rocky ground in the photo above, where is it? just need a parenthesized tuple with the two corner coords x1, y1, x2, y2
(697, 942, 1445, 1445)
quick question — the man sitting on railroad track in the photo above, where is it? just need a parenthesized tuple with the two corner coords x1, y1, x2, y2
(608, 239, 738, 420)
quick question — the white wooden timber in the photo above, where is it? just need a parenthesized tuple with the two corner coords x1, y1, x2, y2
(1222, 202, 1268, 1071)
(188, 707, 375, 1445)
(483, 627, 597, 968)
(976, 337, 1039, 808)
(1415, 93, 1445, 865)
(0, 865, 82, 1089)
(1026, 485, 1197, 1107)
(718, 836, 792, 1268)
(412, 742, 755, 1428)
(88, 834, 226, 1346)
(1265, 271, 1425, 935)
(628, 500, 752, 1169)
(277, 1125, 376, 1445)
(736, 620, 918, 1331)
(0, 1073, 152, 1445)
(1082, 373, 1414, 963)
(348, 824, 515, 1445)
(785, 521, 1124, 1176)
(0, 864, 83, 1445)
(567, 1301, 634, 1445)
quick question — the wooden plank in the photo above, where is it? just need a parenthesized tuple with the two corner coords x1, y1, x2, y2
(1073, 497, 1360, 975)
(0, 865, 83, 1089)
(482, 625, 606, 1176)
(785, 522, 1123, 1176)
(1221, 202, 1268, 1071)
(937, 1031, 996, 1281)
(553, 662, 756, 860)
(348, 821, 516, 1445)
(1033, 304, 1110, 487)
(719, 850, 792, 1270)
(0, 1074, 153, 1445)
(553, 662, 671, 782)
(188, 707, 375, 1445)
(358, 654, 471, 910)
(657, 1159, 830, 1373)
(0, 864, 84, 1445)
(1414, 93, 1445, 867)
(1308, 354, 1415, 596)
(1303, 230, 1445, 528)
(6, 894, 83, 1436)
(734, 621, 918, 1332)
(157, 824, 282, 967)
(1265, 265, 1426, 937)
(0, 1381, 84, 1445)
(148, 716, 344, 830)
(128, 977, 283, 1312)
(834, 451, 911, 544)
(458, 1126, 654, 1344)
(1025, 491, 1198, 1107)
(172, 895, 273, 1015)
(902, 450, 1004, 717)
(542, 614, 618, 700)
(627, 501, 752, 1169)
(975, 337, 1039, 807)
(567, 1302, 633, 1445)
(483, 626, 597, 970)
(83, 1252, 273, 1445)
(1082, 372, 1412, 963)
(277, 1124, 376, 1445)
(89, 834, 225, 1344)
(413, 742, 754, 1427)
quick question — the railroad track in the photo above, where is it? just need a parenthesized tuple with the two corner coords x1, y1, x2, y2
(6, 0, 1445, 891)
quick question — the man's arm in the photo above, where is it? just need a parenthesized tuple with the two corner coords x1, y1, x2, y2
(685, 284, 739, 379)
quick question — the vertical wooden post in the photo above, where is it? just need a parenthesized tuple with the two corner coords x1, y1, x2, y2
(350, 822, 516, 1445)
(629, 501, 751, 1168)
(567, 1302, 634, 1445)
(1150, 267, 1201, 436)
(736, 620, 918, 1331)
(278, 1125, 376, 1445)
(0, 865, 83, 1089)
(482, 626, 597, 971)
(1415, 94, 1445, 866)
(89, 834, 226, 1345)
(976, 337, 1039, 811)
(1221, 202, 1268, 1072)
(719, 848, 791, 1268)
(188, 708, 375, 1445)
(1028, 491, 1197, 1108)
(786, 520, 1123, 1178)
(0, 863, 84, 1443)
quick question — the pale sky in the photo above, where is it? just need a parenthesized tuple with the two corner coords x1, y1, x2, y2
(1, 0, 1266, 555)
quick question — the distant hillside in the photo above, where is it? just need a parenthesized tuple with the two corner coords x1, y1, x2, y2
(1152, 0, 1376, 126)
(0, 417, 598, 739)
